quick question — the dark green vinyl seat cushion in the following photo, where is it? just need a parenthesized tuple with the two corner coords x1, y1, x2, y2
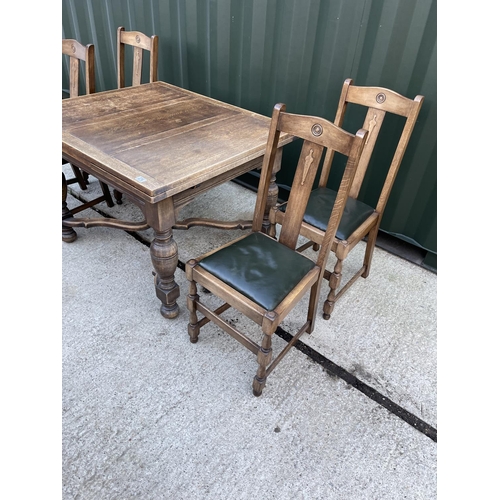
(280, 187, 375, 241)
(198, 232, 316, 311)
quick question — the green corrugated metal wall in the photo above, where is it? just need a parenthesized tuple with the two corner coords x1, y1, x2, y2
(62, 0, 437, 269)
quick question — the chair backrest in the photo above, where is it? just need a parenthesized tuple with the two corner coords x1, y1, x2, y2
(62, 39, 95, 98)
(117, 26, 159, 88)
(319, 78, 424, 215)
(254, 103, 368, 270)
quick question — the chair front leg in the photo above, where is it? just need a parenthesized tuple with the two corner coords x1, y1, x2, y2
(99, 181, 115, 208)
(323, 257, 344, 320)
(187, 280, 201, 343)
(70, 164, 88, 190)
(252, 328, 274, 397)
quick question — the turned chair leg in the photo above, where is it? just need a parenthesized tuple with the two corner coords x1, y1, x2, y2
(69, 164, 88, 190)
(187, 280, 201, 343)
(252, 330, 274, 397)
(323, 257, 343, 320)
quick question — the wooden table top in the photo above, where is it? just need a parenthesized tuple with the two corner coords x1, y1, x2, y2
(62, 81, 293, 203)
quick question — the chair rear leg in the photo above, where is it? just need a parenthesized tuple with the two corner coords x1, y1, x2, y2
(252, 329, 274, 397)
(187, 280, 201, 343)
(323, 257, 344, 320)
(307, 279, 322, 333)
(362, 225, 379, 278)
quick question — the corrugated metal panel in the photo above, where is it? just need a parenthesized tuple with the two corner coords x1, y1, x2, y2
(62, 0, 436, 264)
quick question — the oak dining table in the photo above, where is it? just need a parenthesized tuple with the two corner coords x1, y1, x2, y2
(62, 81, 293, 319)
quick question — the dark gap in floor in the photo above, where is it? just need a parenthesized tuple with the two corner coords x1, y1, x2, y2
(275, 326, 437, 442)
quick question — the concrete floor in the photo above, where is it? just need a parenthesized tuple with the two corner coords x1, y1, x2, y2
(62, 167, 437, 499)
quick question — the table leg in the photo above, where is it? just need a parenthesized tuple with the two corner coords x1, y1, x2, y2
(145, 197, 181, 319)
(62, 173, 77, 243)
(262, 148, 283, 238)
(151, 228, 180, 319)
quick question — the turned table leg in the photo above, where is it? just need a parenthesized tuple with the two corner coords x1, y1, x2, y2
(262, 149, 282, 238)
(62, 173, 77, 243)
(145, 197, 180, 319)
(150, 228, 180, 319)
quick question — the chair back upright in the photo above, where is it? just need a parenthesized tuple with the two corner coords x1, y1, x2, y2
(117, 26, 159, 88)
(62, 39, 95, 97)
(254, 103, 368, 273)
(319, 78, 424, 217)
(62, 38, 115, 213)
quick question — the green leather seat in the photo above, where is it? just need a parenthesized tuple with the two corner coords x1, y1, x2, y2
(281, 187, 375, 241)
(199, 232, 316, 311)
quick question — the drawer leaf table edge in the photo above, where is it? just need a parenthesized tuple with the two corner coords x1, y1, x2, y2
(62, 81, 293, 318)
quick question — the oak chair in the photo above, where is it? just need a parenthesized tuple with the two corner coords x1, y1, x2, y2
(117, 26, 159, 89)
(186, 103, 368, 396)
(113, 26, 159, 204)
(62, 39, 114, 212)
(270, 78, 424, 320)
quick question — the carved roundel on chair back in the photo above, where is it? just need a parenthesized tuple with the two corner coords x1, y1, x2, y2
(376, 92, 386, 104)
(311, 124, 323, 136)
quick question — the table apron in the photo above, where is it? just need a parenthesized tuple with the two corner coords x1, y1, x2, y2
(63, 149, 267, 208)
(63, 151, 164, 204)
(172, 156, 263, 212)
